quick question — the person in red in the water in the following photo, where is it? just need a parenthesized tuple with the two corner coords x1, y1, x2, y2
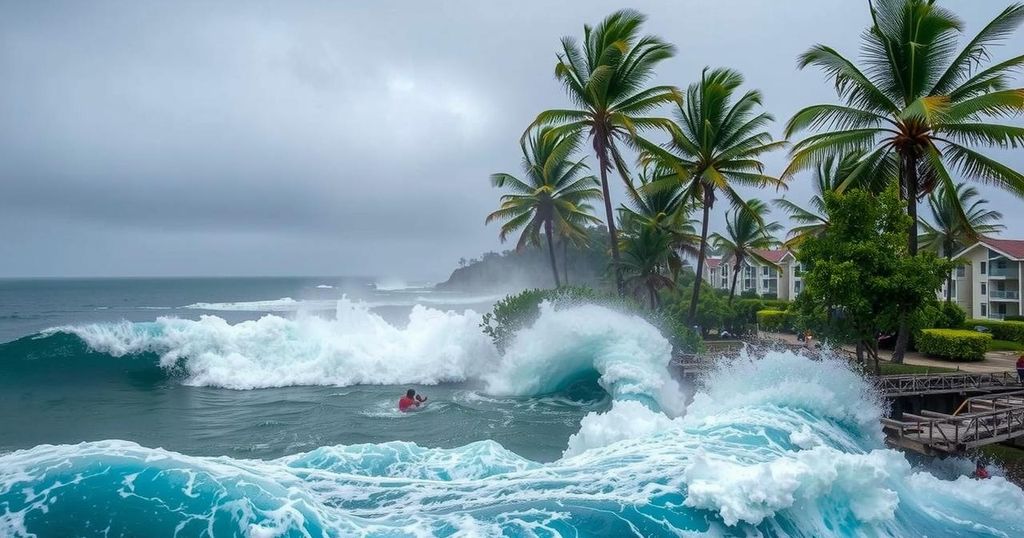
(398, 389, 427, 412)
(1016, 354, 1024, 384)
(972, 460, 991, 479)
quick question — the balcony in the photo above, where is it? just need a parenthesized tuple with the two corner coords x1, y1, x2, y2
(988, 265, 1019, 279)
(990, 290, 1020, 300)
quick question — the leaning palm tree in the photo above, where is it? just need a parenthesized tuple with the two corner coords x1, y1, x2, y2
(618, 170, 701, 282)
(711, 199, 784, 303)
(618, 224, 675, 309)
(638, 67, 786, 323)
(773, 152, 885, 248)
(486, 127, 604, 287)
(920, 183, 1004, 301)
(786, 0, 1024, 362)
(785, 0, 1024, 256)
(530, 9, 680, 294)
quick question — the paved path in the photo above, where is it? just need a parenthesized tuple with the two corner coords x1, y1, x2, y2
(762, 332, 1021, 374)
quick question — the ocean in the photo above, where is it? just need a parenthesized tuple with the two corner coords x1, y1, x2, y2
(1, 277, 1023, 536)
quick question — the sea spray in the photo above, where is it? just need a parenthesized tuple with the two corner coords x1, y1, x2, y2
(43, 299, 498, 389)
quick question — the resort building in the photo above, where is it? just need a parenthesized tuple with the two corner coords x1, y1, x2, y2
(950, 238, 1024, 320)
(703, 249, 802, 301)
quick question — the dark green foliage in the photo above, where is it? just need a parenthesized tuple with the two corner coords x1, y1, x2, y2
(1005, 315, 1024, 323)
(480, 286, 701, 355)
(962, 319, 1024, 344)
(917, 329, 992, 362)
(796, 186, 952, 369)
(757, 310, 795, 332)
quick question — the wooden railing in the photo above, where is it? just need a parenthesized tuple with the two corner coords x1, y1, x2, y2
(883, 402, 1024, 453)
(874, 372, 1016, 397)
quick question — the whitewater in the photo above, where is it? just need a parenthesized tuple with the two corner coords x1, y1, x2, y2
(2, 301, 1024, 536)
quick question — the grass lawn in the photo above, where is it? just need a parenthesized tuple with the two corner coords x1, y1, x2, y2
(988, 339, 1024, 352)
(981, 444, 1024, 484)
(877, 362, 958, 376)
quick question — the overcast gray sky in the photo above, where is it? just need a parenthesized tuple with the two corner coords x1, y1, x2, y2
(1, 1, 1022, 280)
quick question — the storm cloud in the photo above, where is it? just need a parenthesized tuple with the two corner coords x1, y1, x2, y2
(1, 1, 1021, 279)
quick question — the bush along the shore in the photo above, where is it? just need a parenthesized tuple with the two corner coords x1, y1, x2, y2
(480, 286, 702, 355)
(756, 309, 795, 332)
(962, 319, 1024, 343)
(917, 329, 992, 362)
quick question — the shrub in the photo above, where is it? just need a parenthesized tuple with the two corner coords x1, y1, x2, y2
(962, 319, 1024, 343)
(757, 309, 794, 332)
(1006, 315, 1024, 322)
(917, 329, 992, 362)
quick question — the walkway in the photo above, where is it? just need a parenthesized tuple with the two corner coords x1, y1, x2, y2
(883, 391, 1024, 455)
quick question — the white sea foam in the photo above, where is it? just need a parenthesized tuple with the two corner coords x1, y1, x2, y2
(48, 300, 497, 389)
(315, 284, 334, 289)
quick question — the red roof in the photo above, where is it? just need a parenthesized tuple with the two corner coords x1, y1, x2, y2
(980, 237, 1024, 260)
(751, 249, 791, 264)
(706, 257, 722, 269)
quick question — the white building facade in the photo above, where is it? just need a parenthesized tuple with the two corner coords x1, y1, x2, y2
(950, 238, 1024, 320)
(703, 249, 801, 301)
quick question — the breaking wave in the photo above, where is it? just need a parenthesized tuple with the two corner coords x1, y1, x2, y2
(2, 302, 1023, 536)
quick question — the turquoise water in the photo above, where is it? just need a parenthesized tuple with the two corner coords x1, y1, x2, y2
(1, 280, 1023, 536)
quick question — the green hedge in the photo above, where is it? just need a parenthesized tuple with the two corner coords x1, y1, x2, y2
(757, 309, 794, 332)
(917, 329, 992, 362)
(962, 319, 1024, 343)
(1005, 315, 1024, 322)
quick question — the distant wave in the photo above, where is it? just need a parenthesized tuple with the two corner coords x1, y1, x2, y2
(183, 295, 501, 312)
(315, 284, 334, 289)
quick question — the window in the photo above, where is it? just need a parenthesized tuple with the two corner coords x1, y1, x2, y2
(720, 266, 727, 277)
(794, 264, 802, 277)
(982, 283, 987, 295)
(950, 280, 957, 298)
(956, 265, 965, 277)
(794, 281, 803, 294)
(762, 278, 771, 289)
(720, 277, 728, 288)
(744, 278, 754, 289)
(981, 261, 987, 275)
(762, 266, 769, 276)
(982, 303, 988, 316)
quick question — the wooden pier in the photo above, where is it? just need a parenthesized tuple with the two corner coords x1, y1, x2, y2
(883, 391, 1024, 455)
(875, 372, 1018, 397)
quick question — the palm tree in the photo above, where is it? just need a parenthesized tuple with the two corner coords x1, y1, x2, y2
(618, 224, 675, 309)
(618, 170, 701, 282)
(773, 152, 886, 248)
(530, 9, 680, 294)
(486, 127, 603, 287)
(785, 0, 1024, 256)
(638, 67, 786, 323)
(786, 0, 1024, 362)
(920, 183, 1004, 301)
(711, 199, 784, 303)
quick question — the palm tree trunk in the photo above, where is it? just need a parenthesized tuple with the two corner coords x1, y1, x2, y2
(648, 282, 657, 310)
(728, 259, 741, 304)
(562, 239, 570, 286)
(893, 153, 920, 364)
(946, 252, 954, 303)
(544, 220, 561, 288)
(594, 135, 623, 295)
(688, 189, 713, 324)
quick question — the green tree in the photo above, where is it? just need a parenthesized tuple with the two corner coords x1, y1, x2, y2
(796, 186, 951, 373)
(711, 199, 783, 303)
(486, 127, 603, 288)
(919, 183, 1004, 301)
(786, 0, 1024, 256)
(618, 169, 700, 282)
(618, 223, 675, 309)
(639, 67, 786, 322)
(531, 9, 680, 294)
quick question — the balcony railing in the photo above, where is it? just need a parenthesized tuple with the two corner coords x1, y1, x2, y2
(989, 266, 1019, 278)
(990, 290, 1020, 300)
(990, 313, 1007, 320)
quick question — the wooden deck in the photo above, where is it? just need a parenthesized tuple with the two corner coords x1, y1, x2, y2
(883, 391, 1024, 455)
